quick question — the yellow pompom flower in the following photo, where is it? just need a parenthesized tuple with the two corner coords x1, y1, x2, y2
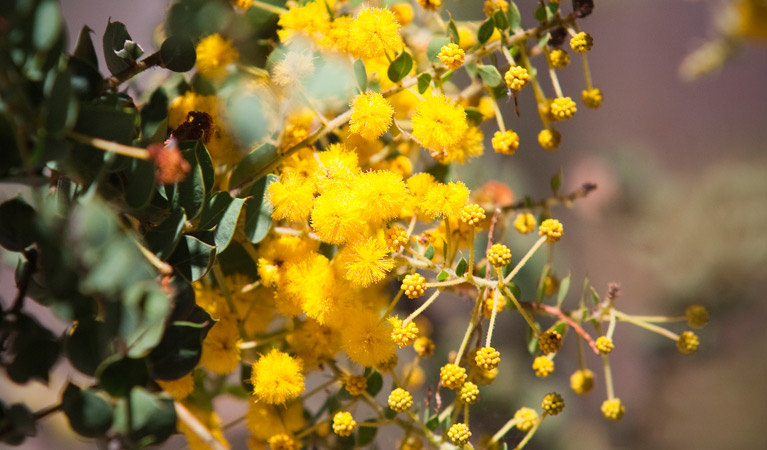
(349, 8, 403, 59)
(386, 226, 409, 251)
(460, 204, 486, 226)
(475, 346, 501, 371)
(412, 95, 468, 152)
(391, 3, 414, 25)
(582, 88, 603, 109)
(685, 305, 709, 329)
(390, 317, 419, 347)
(440, 363, 467, 389)
(388, 387, 414, 412)
(539, 330, 563, 354)
(484, 0, 508, 16)
(514, 212, 537, 234)
(277, 0, 330, 43)
(482, 291, 506, 318)
(441, 126, 484, 164)
(156, 372, 195, 399)
(570, 369, 595, 395)
(340, 237, 395, 287)
(548, 48, 570, 68)
(199, 318, 242, 374)
(570, 31, 594, 53)
(539, 218, 564, 242)
(417, 0, 442, 10)
(514, 407, 538, 432)
(196, 33, 239, 81)
(487, 243, 512, 267)
(268, 172, 315, 224)
(311, 188, 366, 245)
(532, 355, 554, 377)
(447, 423, 471, 446)
(677, 331, 700, 354)
(312, 143, 359, 193)
(492, 130, 520, 155)
(550, 97, 577, 120)
(596, 336, 614, 354)
(438, 43, 465, 70)
(250, 350, 305, 405)
(321, 16, 353, 53)
(267, 433, 300, 450)
(341, 309, 396, 367)
(459, 381, 480, 404)
(352, 170, 408, 225)
(601, 398, 625, 420)
(541, 392, 565, 415)
(344, 375, 367, 396)
(349, 92, 394, 139)
(538, 128, 561, 151)
(419, 181, 470, 220)
(504, 66, 529, 91)
(246, 400, 305, 441)
(413, 336, 434, 357)
(332, 411, 357, 436)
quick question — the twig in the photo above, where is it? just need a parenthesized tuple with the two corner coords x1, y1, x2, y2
(527, 302, 600, 355)
(175, 402, 228, 450)
(502, 182, 597, 213)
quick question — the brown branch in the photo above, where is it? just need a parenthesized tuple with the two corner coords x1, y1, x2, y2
(502, 182, 597, 213)
(104, 51, 163, 91)
(525, 302, 600, 355)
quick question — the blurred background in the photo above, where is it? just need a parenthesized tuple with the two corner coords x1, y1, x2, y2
(2, 0, 766, 448)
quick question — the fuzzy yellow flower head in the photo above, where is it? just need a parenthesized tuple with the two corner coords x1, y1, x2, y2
(440, 363, 467, 389)
(677, 331, 699, 354)
(311, 188, 365, 245)
(250, 350, 305, 404)
(504, 66, 529, 91)
(332, 411, 357, 436)
(447, 423, 471, 446)
(570, 369, 595, 395)
(514, 407, 538, 432)
(548, 48, 570, 68)
(388, 387, 414, 412)
(492, 130, 520, 155)
(538, 128, 561, 151)
(532, 355, 554, 377)
(484, 0, 509, 16)
(539, 218, 564, 243)
(412, 95, 468, 152)
(196, 33, 239, 81)
(514, 212, 537, 234)
(420, 181, 470, 220)
(391, 3, 414, 25)
(601, 398, 625, 421)
(685, 305, 709, 329)
(390, 317, 419, 347)
(570, 31, 594, 53)
(582, 88, 603, 108)
(550, 97, 577, 121)
(349, 92, 394, 139)
(199, 318, 242, 374)
(277, 0, 330, 43)
(341, 309, 396, 367)
(268, 434, 300, 450)
(268, 172, 315, 224)
(353, 170, 408, 225)
(438, 43, 465, 70)
(487, 243, 512, 267)
(349, 8, 403, 59)
(340, 237, 395, 287)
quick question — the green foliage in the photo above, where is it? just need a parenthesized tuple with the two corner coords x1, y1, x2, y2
(388, 51, 413, 83)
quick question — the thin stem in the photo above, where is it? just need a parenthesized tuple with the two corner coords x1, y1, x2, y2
(500, 280, 540, 337)
(134, 239, 174, 275)
(299, 377, 338, 402)
(602, 354, 615, 400)
(382, 289, 405, 322)
(489, 417, 519, 445)
(518, 46, 550, 128)
(222, 414, 246, 431)
(251, 0, 289, 14)
(67, 131, 151, 160)
(629, 315, 687, 323)
(502, 182, 598, 213)
(175, 402, 229, 450)
(529, 302, 599, 355)
(514, 415, 546, 450)
(425, 277, 467, 288)
(606, 308, 617, 340)
(504, 236, 546, 284)
(489, 92, 506, 132)
(454, 290, 484, 365)
(403, 290, 441, 325)
(486, 284, 499, 348)
(549, 65, 564, 98)
(468, 228, 475, 280)
(581, 52, 594, 90)
(614, 311, 679, 341)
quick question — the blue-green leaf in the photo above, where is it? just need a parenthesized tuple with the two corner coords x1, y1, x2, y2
(388, 51, 413, 83)
(556, 273, 571, 307)
(478, 19, 495, 45)
(214, 198, 246, 254)
(354, 58, 367, 92)
(427, 37, 451, 62)
(477, 64, 503, 87)
(437, 270, 449, 281)
(243, 174, 277, 244)
(455, 258, 468, 277)
(417, 73, 432, 94)
(145, 208, 186, 260)
(424, 244, 435, 260)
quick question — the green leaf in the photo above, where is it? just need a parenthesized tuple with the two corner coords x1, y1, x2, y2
(550, 169, 563, 194)
(44, 69, 77, 136)
(160, 35, 196, 72)
(437, 270, 449, 281)
(426, 414, 439, 431)
(427, 37, 451, 62)
(535, 264, 551, 304)
(33, 0, 63, 52)
(66, 318, 111, 376)
(556, 273, 571, 307)
(168, 236, 215, 282)
(145, 208, 187, 260)
(199, 191, 234, 230)
(417, 73, 432, 94)
(74, 26, 99, 68)
(465, 108, 483, 124)
(366, 370, 383, 396)
(527, 322, 542, 355)
(477, 64, 503, 87)
(0, 198, 37, 252)
(125, 159, 157, 210)
(534, 5, 546, 22)
(6, 315, 59, 384)
(229, 143, 278, 190)
(447, 18, 460, 44)
(140, 88, 168, 143)
(387, 51, 413, 83)
(2, 403, 36, 445)
(424, 244, 435, 260)
(214, 198, 246, 254)
(62, 384, 114, 438)
(478, 19, 495, 45)
(96, 355, 150, 398)
(493, 9, 509, 30)
(455, 258, 468, 277)
(509, 3, 522, 31)
(102, 19, 135, 75)
(243, 174, 277, 244)
(119, 281, 173, 358)
(464, 62, 478, 78)
(148, 315, 213, 380)
(357, 424, 378, 446)
(354, 58, 367, 92)
(167, 143, 206, 219)
(113, 387, 176, 445)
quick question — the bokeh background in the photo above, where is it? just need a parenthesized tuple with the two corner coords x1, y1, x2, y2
(2, 0, 767, 448)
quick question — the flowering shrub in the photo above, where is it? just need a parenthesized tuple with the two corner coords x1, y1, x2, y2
(0, 0, 712, 449)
